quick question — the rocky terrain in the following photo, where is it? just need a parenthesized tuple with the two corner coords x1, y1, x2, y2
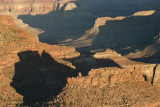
(0, 15, 79, 106)
(0, 0, 75, 15)
(51, 49, 160, 107)
(1, 0, 160, 107)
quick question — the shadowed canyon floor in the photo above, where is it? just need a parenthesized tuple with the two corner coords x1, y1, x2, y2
(15, 0, 160, 55)
(1, 0, 160, 106)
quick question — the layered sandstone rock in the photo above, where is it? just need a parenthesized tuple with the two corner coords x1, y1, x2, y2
(0, 0, 75, 15)
(67, 67, 144, 88)
(56, 66, 160, 107)
(93, 49, 160, 85)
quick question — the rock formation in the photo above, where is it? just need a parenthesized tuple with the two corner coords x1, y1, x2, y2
(93, 49, 160, 85)
(125, 37, 160, 59)
(93, 48, 121, 58)
(67, 67, 144, 88)
(0, 15, 79, 106)
(0, 0, 160, 106)
(56, 75, 160, 106)
(55, 49, 160, 106)
(59, 10, 158, 52)
(0, 0, 75, 15)
(64, 2, 77, 11)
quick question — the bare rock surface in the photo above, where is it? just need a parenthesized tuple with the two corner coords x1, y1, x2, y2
(93, 49, 160, 84)
(57, 71, 160, 106)
(55, 49, 160, 107)
(0, 15, 79, 106)
(64, 3, 77, 11)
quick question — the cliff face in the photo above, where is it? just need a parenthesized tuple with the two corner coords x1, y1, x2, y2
(0, 0, 74, 15)
(55, 49, 160, 107)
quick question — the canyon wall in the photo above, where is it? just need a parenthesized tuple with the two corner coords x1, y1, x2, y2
(0, 0, 75, 15)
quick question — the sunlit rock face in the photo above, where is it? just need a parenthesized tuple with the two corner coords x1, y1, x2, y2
(0, 0, 74, 15)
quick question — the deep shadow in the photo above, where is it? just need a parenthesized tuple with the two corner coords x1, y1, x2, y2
(16, 0, 160, 63)
(143, 75, 148, 81)
(67, 55, 122, 76)
(11, 50, 77, 106)
(18, 1, 96, 45)
(11, 50, 122, 105)
(17, 0, 160, 50)
(151, 64, 158, 84)
(94, 11, 160, 55)
(83, 0, 160, 17)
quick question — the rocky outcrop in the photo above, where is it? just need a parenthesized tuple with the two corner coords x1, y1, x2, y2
(0, 15, 79, 106)
(54, 49, 160, 107)
(93, 49, 121, 58)
(64, 3, 77, 11)
(67, 67, 144, 88)
(55, 67, 160, 107)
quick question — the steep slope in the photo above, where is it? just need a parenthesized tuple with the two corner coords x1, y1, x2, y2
(59, 10, 159, 59)
(0, 15, 79, 106)
(59, 16, 126, 48)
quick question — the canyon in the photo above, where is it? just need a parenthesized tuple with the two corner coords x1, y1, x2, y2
(1, 0, 160, 106)
(0, 0, 75, 15)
